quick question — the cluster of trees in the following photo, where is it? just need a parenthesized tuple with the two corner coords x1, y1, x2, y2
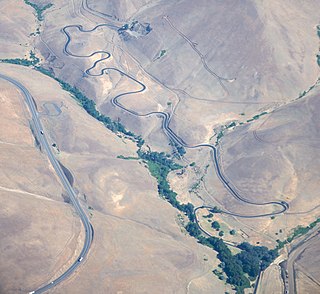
(211, 221, 220, 230)
(24, 0, 53, 21)
(137, 150, 195, 221)
(57, 82, 121, 131)
(247, 112, 268, 123)
(2, 60, 284, 294)
(235, 242, 278, 278)
(1, 60, 139, 144)
(169, 141, 186, 157)
(276, 217, 320, 249)
(1, 51, 39, 67)
(197, 237, 279, 293)
(1, 58, 35, 66)
(185, 222, 200, 237)
(137, 150, 182, 171)
(198, 237, 250, 293)
(33, 66, 145, 148)
(210, 206, 222, 213)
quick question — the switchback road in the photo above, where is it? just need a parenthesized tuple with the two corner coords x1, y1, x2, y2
(61, 23, 288, 218)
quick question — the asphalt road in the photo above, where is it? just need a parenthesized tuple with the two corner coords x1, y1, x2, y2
(61, 23, 288, 218)
(286, 230, 320, 294)
(0, 73, 93, 294)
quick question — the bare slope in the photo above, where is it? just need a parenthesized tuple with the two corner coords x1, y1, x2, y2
(0, 77, 83, 293)
(221, 91, 320, 213)
(0, 62, 232, 293)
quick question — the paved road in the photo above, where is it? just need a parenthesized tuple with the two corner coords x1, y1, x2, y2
(0, 73, 93, 294)
(286, 230, 320, 294)
(61, 24, 289, 218)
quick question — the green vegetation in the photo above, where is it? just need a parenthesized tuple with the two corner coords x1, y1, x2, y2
(170, 141, 186, 157)
(189, 162, 196, 167)
(1, 58, 283, 294)
(189, 180, 201, 193)
(199, 237, 250, 293)
(0, 57, 146, 147)
(297, 23, 320, 96)
(30, 27, 41, 36)
(154, 49, 167, 61)
(35, 67, 143, 146)
(186, 222, 201, 237)
(213, 269, 225, 281)
(24, 0, 53, 21)
(137, 149, 196, 221)
(230, 229, 236, 235)
(215, 121, 238, 145)
(0, 51, 39, 67)
(236, 242, 278, 277)
(117, 155, 139, 160)
(226, 121, 236, 129)
(211, 221, 221, 230)
(159, 49, 167, 58)
(216, 130, 224, 144)
(203, 212, 213, 218)
(247, 112, 268, 123)
(198, 237, 278, 293)
(189, 163, 210, 194)
(276, 217, 320, 249)
(1, 58, 34, 67)
(317, 24, 320, 66)
(210, 206, 222, 213)
(219, 231, 224, 237)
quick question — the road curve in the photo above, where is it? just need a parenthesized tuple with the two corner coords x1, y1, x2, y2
(0, 73, 93, 293)
(61, 23, 288, 218)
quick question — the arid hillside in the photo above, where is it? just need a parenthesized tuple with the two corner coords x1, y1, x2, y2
(0, 0, 320, 293)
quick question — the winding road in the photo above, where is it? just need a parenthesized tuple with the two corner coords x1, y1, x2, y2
(0, 74, 93, 294)
(61, 23, 288, 218)
(0, 11, 290, 293)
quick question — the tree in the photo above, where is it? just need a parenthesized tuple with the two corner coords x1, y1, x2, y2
(211, 221, 220, 230)
(210, 206, 222, 213)
(185, 222, 200, 238)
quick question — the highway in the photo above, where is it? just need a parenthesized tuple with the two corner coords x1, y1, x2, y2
(0, 73, 93, 294)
